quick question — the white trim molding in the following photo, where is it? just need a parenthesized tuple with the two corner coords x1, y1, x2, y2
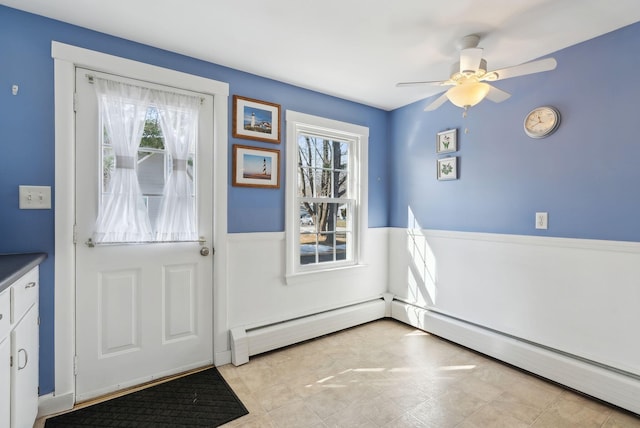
(284, 110, 369, 283)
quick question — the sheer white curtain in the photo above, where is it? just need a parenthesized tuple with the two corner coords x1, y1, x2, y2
(93, 78, 153, 243)
(152, 90, 200, 241)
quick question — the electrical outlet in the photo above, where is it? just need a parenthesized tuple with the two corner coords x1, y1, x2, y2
(19, 185, 51, 209)
(535, 212, 548, 230)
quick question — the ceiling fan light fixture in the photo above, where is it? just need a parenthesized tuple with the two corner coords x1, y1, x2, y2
(446, 81, 490, 108)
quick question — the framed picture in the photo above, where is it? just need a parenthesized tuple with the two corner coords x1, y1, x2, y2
(232, 95, 281, 143)
(436, 129, 457, 153)
(232, 144, 280, 188)
(437, 156, 458, 181)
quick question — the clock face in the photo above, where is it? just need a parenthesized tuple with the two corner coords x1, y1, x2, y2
(524, 106, 560, 138)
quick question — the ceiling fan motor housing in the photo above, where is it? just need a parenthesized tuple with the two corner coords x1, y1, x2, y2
(458, 34, 481, 50)
(451, 59, 487, 81)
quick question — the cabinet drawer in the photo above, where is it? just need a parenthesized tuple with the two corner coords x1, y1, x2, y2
(11, 267, 39, 324)
(0, 289, 9, 339)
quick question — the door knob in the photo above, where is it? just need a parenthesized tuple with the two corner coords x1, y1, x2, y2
(200, 246, 210, 256)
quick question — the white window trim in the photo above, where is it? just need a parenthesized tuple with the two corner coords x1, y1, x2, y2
(285, 110, 368, 284)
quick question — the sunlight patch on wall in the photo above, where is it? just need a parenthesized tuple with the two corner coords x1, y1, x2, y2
(407, 207, 438, 306)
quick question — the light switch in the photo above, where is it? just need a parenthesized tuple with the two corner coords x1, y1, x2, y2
(535, 212, 548, 230)
(19, 185, 51, 209)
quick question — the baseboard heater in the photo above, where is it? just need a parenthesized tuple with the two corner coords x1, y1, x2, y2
(230, 298, 386, 366)
(391, 300, 640, 415)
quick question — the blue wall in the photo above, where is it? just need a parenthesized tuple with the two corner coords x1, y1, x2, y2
(390, 21, 640, 242)
(0, 6, 390, 395)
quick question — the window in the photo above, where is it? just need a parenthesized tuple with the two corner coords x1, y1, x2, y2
(286, 111, 368, 280)
(90, 71, 202, 243)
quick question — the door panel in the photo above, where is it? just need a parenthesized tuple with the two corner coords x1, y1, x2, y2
(74, 68, 214, 401)
(99, 268, 140, 356)
(163, 263, 197, 341)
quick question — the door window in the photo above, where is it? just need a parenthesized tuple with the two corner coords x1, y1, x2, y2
(91, 74, 201, 244)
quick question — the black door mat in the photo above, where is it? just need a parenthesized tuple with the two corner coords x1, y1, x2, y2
(45, 367, 248, 427)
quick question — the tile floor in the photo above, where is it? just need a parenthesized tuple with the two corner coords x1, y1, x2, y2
(35, 319, 640, 428)
(217, 319, 640, 428)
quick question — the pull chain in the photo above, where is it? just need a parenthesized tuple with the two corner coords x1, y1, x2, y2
(463, 106, 470, 134)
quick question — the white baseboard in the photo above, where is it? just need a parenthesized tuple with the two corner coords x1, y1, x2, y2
(391, 300, 640, 415)
(214, 350, 232, 366)
(230, 298, 386, 365)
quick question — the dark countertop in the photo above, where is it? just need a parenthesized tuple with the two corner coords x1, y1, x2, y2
(0, 253, 48, 294)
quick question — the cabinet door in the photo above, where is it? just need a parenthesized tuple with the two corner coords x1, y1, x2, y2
(0, 337, 10, 428)
(11, 306, 39, 428)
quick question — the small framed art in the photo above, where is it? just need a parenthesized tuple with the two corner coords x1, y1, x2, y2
(436, 129, 457, 153)
(232, 144, 280, 188)
(437, 156, 458, 181)
(232, 95, 281, 143)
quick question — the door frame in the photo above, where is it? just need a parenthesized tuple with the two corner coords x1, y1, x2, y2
(47, 41, 230, 415)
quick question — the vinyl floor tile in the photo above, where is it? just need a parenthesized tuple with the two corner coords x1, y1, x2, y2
(218, 320, 640, 428)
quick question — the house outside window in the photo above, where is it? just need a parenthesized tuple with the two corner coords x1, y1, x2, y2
(285, 111, 369, 282)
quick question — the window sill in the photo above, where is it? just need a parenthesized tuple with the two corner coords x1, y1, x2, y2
(285, 263, 368, 285)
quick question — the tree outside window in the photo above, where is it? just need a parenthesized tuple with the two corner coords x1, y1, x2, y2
(297, 135, 351, 265)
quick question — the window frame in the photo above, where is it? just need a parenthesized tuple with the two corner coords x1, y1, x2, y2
(285, 110, 369, 283)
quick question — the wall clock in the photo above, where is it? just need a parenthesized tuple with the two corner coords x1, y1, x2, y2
(524, 106, 561, 138)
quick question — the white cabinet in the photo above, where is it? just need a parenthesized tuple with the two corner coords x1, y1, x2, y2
(0, 266, 39, 428)
(11, 307, 39, 428)
(0, 336, 10, 428)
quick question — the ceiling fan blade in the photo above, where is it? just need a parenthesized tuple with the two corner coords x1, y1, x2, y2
(460, 48, 483, 73)
(424, 92, 450, 111)
(491, 57, 557, 80)
(396, 80, 447, 88)
(485, 85, 511, 103)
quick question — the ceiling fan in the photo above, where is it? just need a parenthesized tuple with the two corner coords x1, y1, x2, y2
(396, 35, 557, 112)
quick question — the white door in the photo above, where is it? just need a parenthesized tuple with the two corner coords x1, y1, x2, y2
(74, 68, 214, 401)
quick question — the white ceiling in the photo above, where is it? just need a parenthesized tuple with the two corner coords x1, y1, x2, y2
(3, 0, 640, 110)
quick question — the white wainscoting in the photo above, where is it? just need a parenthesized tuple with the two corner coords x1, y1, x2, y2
(388, 227, 640, 414)
(225, 228, 389, 355)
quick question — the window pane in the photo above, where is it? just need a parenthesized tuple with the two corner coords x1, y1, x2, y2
(334, 171, 348, 199)
(315, 169, 331, 197)
(298, 168, 314, 198)
(336, 232, 348, 261)
(334, 141, 348, 198)
(299, 203, 316, 230)
(318, 233, 335, 263)
(137, 151, 166, 227)
(298, 136, 319, 169)
(140, 107, 164, 150)
(312, 138, 329, 169)
(300, 233, 318, 265)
